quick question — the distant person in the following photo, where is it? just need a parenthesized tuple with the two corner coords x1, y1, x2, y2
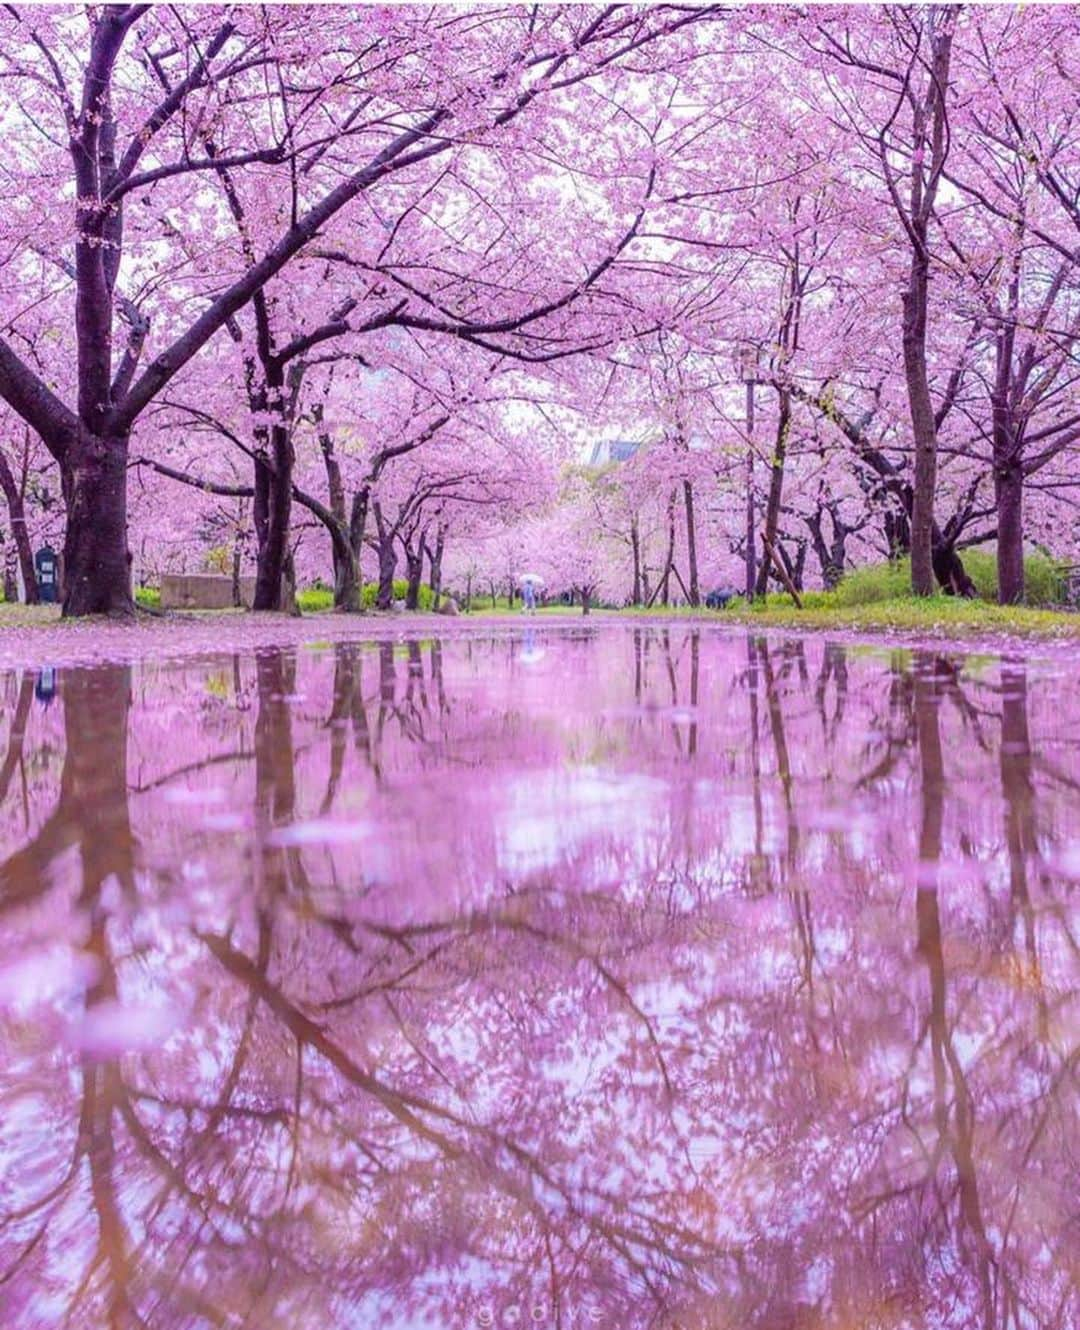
(519, 572, 544, 612)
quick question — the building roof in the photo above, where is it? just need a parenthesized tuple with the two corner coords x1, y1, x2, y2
(588, 438, 641, 466)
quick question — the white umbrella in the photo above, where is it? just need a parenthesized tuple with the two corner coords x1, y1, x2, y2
(518, 572, 545, 587)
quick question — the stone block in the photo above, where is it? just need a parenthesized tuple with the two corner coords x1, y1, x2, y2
(160, 574, 256, 610)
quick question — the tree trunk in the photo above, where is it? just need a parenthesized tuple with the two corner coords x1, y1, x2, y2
(427, 527, 445, 610)
(790, 538, 807, 592)
(281, 549, 299, 617)
(931, 539, 977, 598)
(902, 249, 938, 598)
(884, 504, 911, 560)
(995, 464, 1024, 605)
(252, 421, 293, 611)
(344, 485, 370, 612)
(580, 585, 591, 616)
(231, 537, 243, 608)
(630, 516, 642, 605)
(805, 505, 845, 590)
(744, 380, 756, 599)
(0, 451, 37, 603)
(660, 491, 676, 606)
(317, 423, 361, 612)
(376, 539, 396, 610)
(761, 534, 803, 609)
(754, 389, 791, 598)
(318, 500, 360, 613)
(892, 474, 976, 598)
(252, 450, 270, 586)
(333, 541, 362, 612)
(683, 481, 700, 607)
(62, 435, 134, 618)
(899, 10, 955, 596)
(404, 544, 423, 610)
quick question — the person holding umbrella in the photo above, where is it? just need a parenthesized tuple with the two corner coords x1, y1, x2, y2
(519, 572, 544, 614)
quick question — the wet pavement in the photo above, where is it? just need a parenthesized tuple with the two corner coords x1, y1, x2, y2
(0, 625, 1076, 1329)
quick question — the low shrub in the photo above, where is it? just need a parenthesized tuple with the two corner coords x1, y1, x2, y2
(827, 560, 911, 606)
(135, 586, 161, 608)
(297, 579, 436, 611)
(296, 586, 334, 611)
(957, 546, 1066, 606)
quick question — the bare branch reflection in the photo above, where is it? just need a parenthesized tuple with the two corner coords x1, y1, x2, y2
(0, 631, 1075, 1329)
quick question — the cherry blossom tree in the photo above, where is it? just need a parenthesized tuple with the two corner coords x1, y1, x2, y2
(2, 5, 1077, 612)
(0, 3, 722, 616)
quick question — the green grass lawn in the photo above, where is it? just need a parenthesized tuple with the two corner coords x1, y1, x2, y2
(5, 561, 1078, 644)
(466, 597, 1080, 637)
(722, 594, 1080, 638)
(716, 551, 1079, 638)
(465, 602, 583, 617)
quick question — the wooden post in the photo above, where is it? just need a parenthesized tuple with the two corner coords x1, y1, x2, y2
(762, 534, 802, 609)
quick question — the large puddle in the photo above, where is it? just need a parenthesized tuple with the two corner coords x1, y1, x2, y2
(0, 626, 1076, 1328)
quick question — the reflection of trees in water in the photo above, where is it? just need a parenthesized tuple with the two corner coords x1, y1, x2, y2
(0, 667, 138, 1327)
(0, 668, 65, 848)
(0, 634, 1076, 1329)
(0, 670, 34, 809)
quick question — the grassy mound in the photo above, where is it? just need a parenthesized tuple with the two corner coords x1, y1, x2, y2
(793, 548, 1067, 610)
(722, 549, 1076, 638)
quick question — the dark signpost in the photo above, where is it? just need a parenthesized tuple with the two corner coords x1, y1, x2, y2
(34, 546, 59, 603)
